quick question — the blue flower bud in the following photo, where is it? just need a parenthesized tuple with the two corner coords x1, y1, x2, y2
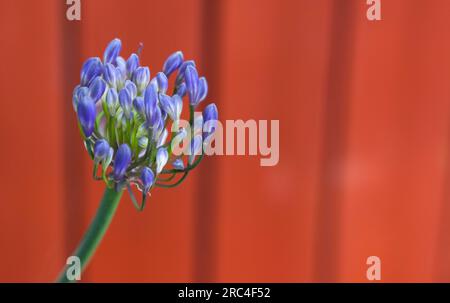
(203, 103, 218, 141)
(119, 88, 133, 120)
(141, 167, 155, 192)
(126, 53, 140, 78)
(159, 94, 183, 122)
(94, 139, 110, 163)
(133, 96, 145, 116)
(196, 77, 208, 104)
(132, 66, 150, 93)
(156, 147, 169, 174)
(113, 144, 132, 181)
(172, 158, 185, 170)
(189, 135, 203, 165)
(124, 80, 137, 100)
(144, 84, 158, 123)
(103, 38, 122, 64)
(103, 63, 117, 88)
(176, 60, 195, 85)
(155, 72, 168, 94)
(151, 106, 163, 132)
(104, 147, 114, 168)
(116, 56, 126, 70)
(185, 65, 199, 106)
(80, 57, 103, 86)
(194, 113, 204, 136)
(157, 128, 168, 148)
(163, 51, 184, 77)
(88, 76, 107, 103)
(176, 83, 187, 98)
(105, 88, 118, 116)
(77, 96, 96, 137)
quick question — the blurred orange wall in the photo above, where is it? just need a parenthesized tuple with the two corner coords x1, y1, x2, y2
(1, 0, 450, 282)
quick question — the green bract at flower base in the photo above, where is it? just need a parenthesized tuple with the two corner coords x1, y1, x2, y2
(57, 38, 218, 282)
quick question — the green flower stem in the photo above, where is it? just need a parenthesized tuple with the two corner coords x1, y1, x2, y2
(56, 186, 123, 283)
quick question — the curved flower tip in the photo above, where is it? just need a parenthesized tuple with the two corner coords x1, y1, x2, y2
(133, 66, 150, 93)
(154, 72, 168, 94)
(176, 60, 196, 85)
(140, 167, 155, 193)
(126, 53, 140, 78)
(185, 65, 199, 106)
(163, 51, 184, 77)
(103, 38, 122, 64)
(159, 93, 182, 122)
(172, 158, 185, 170)
(113, 144, 132, 181)
(203, 103, 219, 141)
(94, 139, 110, 163)
(156, 147, 169, 174)
(89, 76, 107, 103)
(80, 57, 103, 86)
(77, 96, 96, 138)
(119, 88, 133, 120)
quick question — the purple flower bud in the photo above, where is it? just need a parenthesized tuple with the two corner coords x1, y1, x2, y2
(106, 88, 118, 115)
(113, 144, 132, 181)
(133, 96, 145, 116)
(77, 96, 96, 137)
(103, 63, 117, 88)
(80, 57, 103, 86)
(94, 139, 110, 163)
(185, 65, 199, 106)
(172, 158, 185, 170)
(155, 72, 168, 94)
(176, 83, 187, 98)
(203, 103, 218, 140)
(157, 129, 168, 148)
(103, 38, 122, 64)
(88, 76, 107, 103)
(156, 147, 169, 174)
(163, 51, 184, 77)
(176, 60, 195, 85)
(132, 66, 150, 93)
(126, 53, 140, 78)
(159, 94, 182, 122)
(124, 80, 137, 100)
(150, 106, 163, 131)
(119, 88, 132, 119)
(196, 77, 208, 104)
(189, 135, 203, 165)
(140, 167, 155, 192)
(144, 84, 158, 122)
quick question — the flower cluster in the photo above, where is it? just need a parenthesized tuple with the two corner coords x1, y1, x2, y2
(73, 38, 218, 210)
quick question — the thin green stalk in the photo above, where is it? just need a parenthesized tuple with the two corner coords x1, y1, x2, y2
(56, 186, 123, 283)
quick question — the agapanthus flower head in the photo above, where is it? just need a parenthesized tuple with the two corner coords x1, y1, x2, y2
(73, 38, 219, 211)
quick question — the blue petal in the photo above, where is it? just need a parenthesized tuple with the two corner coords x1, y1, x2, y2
(156, 147, 169, 174)
(140, 167, 155, 192)
(176, 60, 196, 85)
(126, 53, 140, 78)
(88, 76, 107, 103)
(103, 38, 122, 64)
(80, 57, 103, 86)
(94, 139, 110, 163)
(103, 63, 117, 88)
(163, 51, 184, 77)
(196, 77, 208, 104)
(156, 72, 168, 94)
(77, 96, 96, 137)
(113, 144, 132, 180)
(185, 65, 199, 106)
(132, 66, 150, 93)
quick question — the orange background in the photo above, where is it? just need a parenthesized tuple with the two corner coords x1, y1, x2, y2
(1, 0, 450, 282)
